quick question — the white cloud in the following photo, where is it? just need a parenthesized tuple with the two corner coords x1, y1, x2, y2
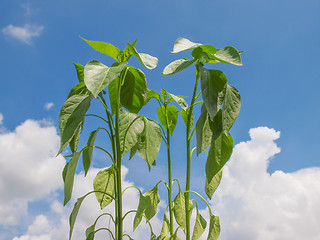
(44, 102, 54, 111)
(0, 113, 3, 125)
(2, 24, 44, 45)
(0, 119, 65, 225)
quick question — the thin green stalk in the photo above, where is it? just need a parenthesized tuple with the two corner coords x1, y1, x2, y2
(166, 128, 174, 235)
(185, 65, 200, 240)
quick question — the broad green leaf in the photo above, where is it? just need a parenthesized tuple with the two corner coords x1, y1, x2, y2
(64, 152, 81, 205)
(161, 87, 167, 102)
(173, 189, 193, 231)
(168, 92, 188, 111)
(83, 128, 100, 176)
(205, 132, 233, 184)
(84, 60, 127, 98)
(214, 46, 243, 66)
(58, 94, 92, 155)
(192, 205, 207, 240)
(162, 58, 195, 75)
(119, 109, 144, 155)
(205, 169, 223, 199)
(179, 109, 193, 132)
(69, 195, 86, 240)
(69, 125, 81, 153)
(120, 66, 147, 113)
(137, 117, 162, 169)
(209, 110, 223, 141)
(85, 224, 95, 240)
(192, 45, 217, 60)
(200, 68, 227, 120)
(172, 38, 202, 53)
(67, 82, 89, 99)
(158, 213, 170, 240)
(134, 185, 160, 230)
(144, 89, 161, 104)
(157, 105, 178, 135)
(196, 105, 213, 156)
(93, 166, 115, 209)
(81, 37, 120, 61)
(127, 42, 158, 70)
(108, 78, 121, 115)
(119, 39, 137, 62)
(207, 215, 220, 240)
(73, 63, 84, 82)
(222, 85, 241, 131)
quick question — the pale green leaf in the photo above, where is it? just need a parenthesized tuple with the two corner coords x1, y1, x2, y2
(81, 37, 120, 61)
(222, 85, 241, 131)
(93, 166, 115, 209)
(69, 195, 85, 240)
(205, 169, 223, 199)
(173, 189, 193, 231)
(168, 92, 188, 111)
(192, 205, 207, 240)
(157, 105, 178, 135)
(84, 60, 127, 98)
(83, 128, 101, 176)
(162, 58, 195, 75)
(214, 46, 243, 66)
(172, 38, 202, 53)
(191, 45, 217, 60)
(158, 213, 170, 240)
(67, 82, 89, 99)
(127, 42, 158, 70)
(207, 215, 220, 240)
(205, 132, 233, 184)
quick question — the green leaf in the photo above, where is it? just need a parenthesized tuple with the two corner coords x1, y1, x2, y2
(158, 213, 170, 240)
(83, 128, 100, 176)
(120, 66, 147, 113)
(119, 39, 137, 62)
(205, 168, 223, 199)
(81, 37, 120, 61)
(157, 105, 178, 135)
(209, 109, 223, 141)
(172, 38, 202, 53)
(192, 205, 207, 240)
(200, 68, 227, 120)
(173, 189, 193, 231)
(137, 117, 162, 169)
(144, 89, 161, 104)
(84, 60, 127, 98)
(162, 58, 195, 75)
(205, 132, 233, 184)
(119, 109, 145, 156)
(168, 92, 188, 111)
(214, 46, 243, 66)
(161, 87, 167, 102)
(93, 166, 115, 209)
(73, 63, 85, 82)
(85, 224, 95, 240)
(67, 82, 89, 99)
(69, 125, 81, 153)
(126, 42, 158, 70)
(134, 185, 161, 230)
(63, 152, 81, 205)
(69, 194, 86, 240)
(196, 105, 213, 156)
(192, 45, 217, 60)
(222, 84, 241, 131)
(207, 215, 220, 240)
(108, 78, 121, 115)
(179, 109, 193, 132)
(58, 94, 92, 155)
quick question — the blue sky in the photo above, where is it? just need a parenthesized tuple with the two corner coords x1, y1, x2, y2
(0, 0, 320, 239)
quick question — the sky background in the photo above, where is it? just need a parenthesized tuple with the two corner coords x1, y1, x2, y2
(0, 0, 320, 239)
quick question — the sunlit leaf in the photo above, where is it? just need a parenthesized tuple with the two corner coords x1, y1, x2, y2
(207, 215, 220, 240)
(73, 63, 85, 82)
(158, 213, 170, 240)
(93, 166, 115, 209)
(126, 42, 158, 70)
(222, 84, 241, 131)
(173, 189, 193, 231)
(168, 92, 188, 111)
(192, 204, 207, 240)
(157, 105, 178, 135)
(81, 37, 120, 61)
(172, 38, 202, 53)
(144, 89, 161, 104)
(214, 46, 243, 66)
(192, 45, 217, 60)
(162, 58, 195, 75)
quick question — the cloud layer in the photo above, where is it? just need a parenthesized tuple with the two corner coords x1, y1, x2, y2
(2, 24, 44, 44)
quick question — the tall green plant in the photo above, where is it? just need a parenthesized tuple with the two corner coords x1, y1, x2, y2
(162, 38, 242, 240)
(58, 38, 162, 240)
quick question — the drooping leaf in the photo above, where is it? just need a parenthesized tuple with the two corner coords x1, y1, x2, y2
(126, 42, 158, 70)
(83, 128, 101, 176)
(168, 92, 188, 111)
(134, 185, 161, 230)
(119, 109, 144, 156)
(192, 204, 207, 240)
(172, 38, 202, 53)
(158, 213, 170, 240)
(64, 152, 81, 205)
(73, 63, 85, 82)
(162, 58, 195, 76)
(85, 224, 95, 240)
(120, 66, 147, 113)
(137, 117, 162, 169)
(173, 189, 193, 231)
(196, 105, 213, 156)
(84, 60, 127, 98)
(205, 168, 223, 199)
(58, 94, 92, 155)
(69, 195, 86, 240)
(191, 45, 217, 60)
(157, 105, 178, 135)
(69, 125, 81, 153)
(93, 166, 115, 209)
(81, 37, 120, 61)
(222, 84, 241, 132)
(205, 132, 233, 184)
(213, 46, 243, 66)
(200, 68, 227, 120)
(207, 215, 220, 240)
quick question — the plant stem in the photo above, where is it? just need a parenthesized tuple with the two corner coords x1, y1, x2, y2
(185, 65, 200, 240)
(166, 128, 174, 235)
